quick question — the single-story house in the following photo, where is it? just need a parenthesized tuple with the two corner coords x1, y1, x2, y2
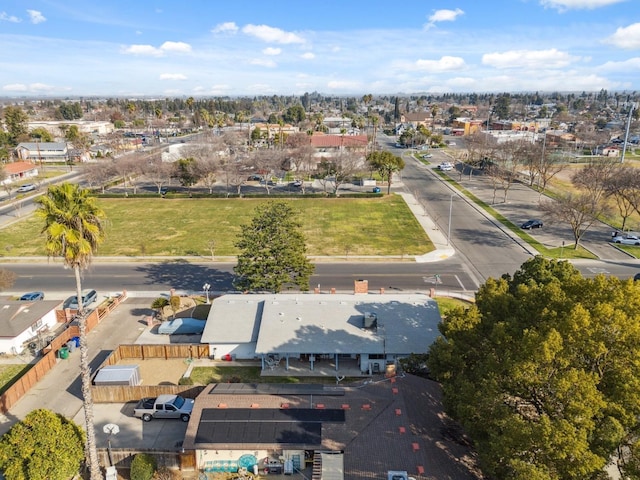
(200, 293, 441, 374)
(0, 161, 39, 185)
(15, 142, 69, 164)
(182, 375, 478, 480)
(0, 299, 61, 354)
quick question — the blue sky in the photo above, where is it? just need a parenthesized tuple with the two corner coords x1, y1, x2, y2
(0, 0, 639, 97)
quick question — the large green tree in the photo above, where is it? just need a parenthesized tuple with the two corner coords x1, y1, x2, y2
(366, 150, 405, 195)
(0, 409, 84, 480)
(35, 183, 106, 480)
(428, 257, 640, 480)
(234, 201, 314, 293)
(3, 106, 29, 145)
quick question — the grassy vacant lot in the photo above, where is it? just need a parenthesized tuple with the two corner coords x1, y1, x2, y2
(0, 196, 433, 257)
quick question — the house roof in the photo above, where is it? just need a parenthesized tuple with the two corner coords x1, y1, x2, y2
(201, 294, 441, 356)
(0, 300, 60, 338)
(310, 134, 368, 148)
(16, 142, 67, 151)
(4, 161, 38, 175)
(183, 377, 481, 479)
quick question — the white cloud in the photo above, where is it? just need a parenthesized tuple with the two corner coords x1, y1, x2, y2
(3, 83, 27, 91)
(598, 57, 640, 71)
(425, 8, 464, 29)
(540, 0, 626, 10)
(121, 41, 191, 57)
(242, 24, 304, 44)
(604, 23, 640, 49)
(327, 80, 361, 90)
(482, 48, 580, 69)
(3, 82, 53, 92)
(160, 41, 191, 53)
(249, 58, 277, 68)
(121, 44, 163, 56)
(263, 47, 281, 56)
(0, 12, 21, 23)
(414, 56, 466, 72)
(27, 9, 46, 24)
(30, 82, 54, 91)
(301, 52, 315, 60)
(159, 73, 187, 80)
(208, 84, 231, 94)
(447, 77, 477, 88)
(212, 22, 238, 34)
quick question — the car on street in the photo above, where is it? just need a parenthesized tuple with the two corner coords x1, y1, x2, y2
(17, 184, 36, 193)
(372, 186, 381, 193)
(612, 234, 640, 246)
(19, 291, 45, 301)
(422, 154, 433, 159)
(290, 180, 303, 187)
(66, 289, 98, 310)
(437, 162, 453, 171)
(634, 273, 640, 281)
(521, 219, 544, 229)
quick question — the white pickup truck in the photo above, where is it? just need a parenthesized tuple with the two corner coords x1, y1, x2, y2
(133, 394, 194, 422)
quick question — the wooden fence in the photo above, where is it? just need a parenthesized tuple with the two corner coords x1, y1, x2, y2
(98, 449, 196, 473)
(0, 292, 127, 415)
(92, 384, 205, 403)
(91, 343, 210, 402)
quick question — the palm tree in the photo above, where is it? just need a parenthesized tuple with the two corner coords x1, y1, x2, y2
(35, 183, 106, 480)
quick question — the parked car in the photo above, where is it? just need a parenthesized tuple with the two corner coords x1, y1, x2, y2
(612, 234, 640, 246)
(372, 186, 381, 193)
(19, 291, 45, 301)
(422, 154, 433, 159)
(521, 219, 544, 229)
(158, 318, 206, 335)
(437, 162, 453, 171)
(290, 180, 303, 187)
(133, 394, 194, 422)
(17, 184, 36, 193)
(634, 273, 640, 281)
(66, 289, 98, 310)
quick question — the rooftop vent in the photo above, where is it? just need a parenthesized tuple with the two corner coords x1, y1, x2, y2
(363, 312, 377, 329)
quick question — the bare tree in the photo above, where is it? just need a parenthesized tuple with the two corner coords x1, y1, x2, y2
(605, 166, 640, 231)
(571, 158, 619, 203)
(540, 193, 611, 249)
(113, 154, 144, 194)
(253, 150, 284, 195)
(82, 161, 116, 193)
(193, 157, 218, 194)
(145, 155, 175, 194)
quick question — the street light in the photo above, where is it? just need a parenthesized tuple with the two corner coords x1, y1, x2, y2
(203, 283, 211, 304)
(447, 194, 455, 246)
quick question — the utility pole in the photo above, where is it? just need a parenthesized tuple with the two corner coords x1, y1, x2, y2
(621, 103, 636, 164)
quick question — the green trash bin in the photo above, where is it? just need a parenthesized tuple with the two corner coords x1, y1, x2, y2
(59, 347, 69, 359)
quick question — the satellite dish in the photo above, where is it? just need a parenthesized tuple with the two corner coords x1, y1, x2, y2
(103, 423, 120, 435)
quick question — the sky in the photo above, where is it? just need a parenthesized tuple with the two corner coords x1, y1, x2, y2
(0, 0, 639, 98)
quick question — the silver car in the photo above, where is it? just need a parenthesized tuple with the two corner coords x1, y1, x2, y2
(612, 234, 640, 246)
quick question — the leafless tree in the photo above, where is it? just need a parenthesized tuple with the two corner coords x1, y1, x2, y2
(82, 161, 116, 193)
(192, 157, 218, 194)
(571, 158, 619, 203)
(145, 155, 175, 194)
(253, 149, 284, 195)
(540, 192, 611, 249)
(113, 154, 144, 194)
(604, 166, 640, 231)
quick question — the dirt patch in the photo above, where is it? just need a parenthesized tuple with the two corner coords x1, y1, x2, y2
(117, 358, 191, 385)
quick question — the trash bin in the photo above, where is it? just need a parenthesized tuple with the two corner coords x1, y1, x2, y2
(58, 347, 69, 359)
(72, 336, 80, 347)
(66, 341, 76, 353)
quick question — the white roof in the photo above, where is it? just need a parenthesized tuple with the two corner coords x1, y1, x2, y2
(202, 293, 441, 356)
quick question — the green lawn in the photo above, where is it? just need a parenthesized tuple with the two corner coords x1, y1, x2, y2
(188, 365, 357, 385)
(0, 364, 32, 394)
(0, 196, 434, 257)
